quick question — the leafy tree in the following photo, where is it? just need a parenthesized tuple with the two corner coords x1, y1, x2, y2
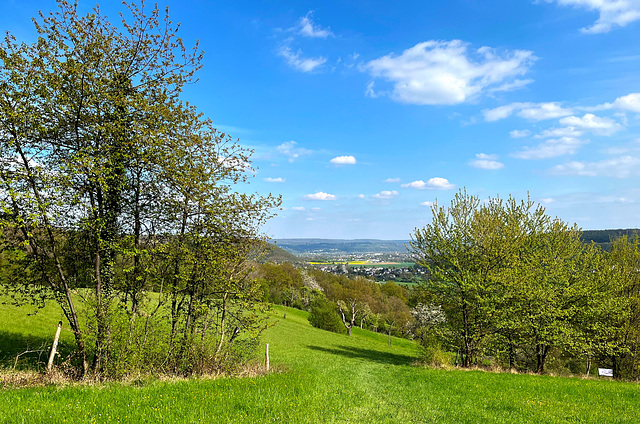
(0, 1, 278, 378)
(336, 276, 376, 336)
(410, 191, 530, 366)
(259, 263, 303, 318)
(381, 296, 412, 346)
(599, 234, 640, 378)
(409, 190, 603, 372)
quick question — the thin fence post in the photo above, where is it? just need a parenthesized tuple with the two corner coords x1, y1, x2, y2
(265, 343, 270, 371)
(47, 321, 62, 373)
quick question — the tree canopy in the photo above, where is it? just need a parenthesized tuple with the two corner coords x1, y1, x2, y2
(0, 1, 279, 378)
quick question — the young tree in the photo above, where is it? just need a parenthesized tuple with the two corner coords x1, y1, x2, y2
(336, 276, 375, 336)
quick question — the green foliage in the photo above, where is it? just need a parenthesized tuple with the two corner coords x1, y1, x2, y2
(410, 190, 636, 375)
(308, 298, 346, 334)
(0, 1, 279, 378)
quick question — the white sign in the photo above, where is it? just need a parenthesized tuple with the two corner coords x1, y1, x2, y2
(598, 368, 613, 377)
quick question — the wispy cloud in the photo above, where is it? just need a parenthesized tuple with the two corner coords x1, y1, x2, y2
(372, 190, 399, 199)
(512, 137, 586, 159)
(550, 155, 640, 177)
(558, 113, 622, 136)
(264, 177, 286, 183)
(544, 0, 640, 33)
(384, 177, 401, 183)
(483, 102, 573, 122)
(365, 40, 535, 105)
(536, 126, 584, 138)
(303, 192, 337, 200)
(276, 141, 313, 162)
(469, 153, 504, 170)
(278, 45, 327, 72)
(330, 155, 357, 165)
(402, 178, 455, 190)
(510, 129, 531, 138)
(298, 12, 333, 38)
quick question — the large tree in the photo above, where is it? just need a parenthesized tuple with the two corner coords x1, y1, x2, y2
(409, 191, 532, 366)
(409, 190, 601, 371)
(0, 1, 278, 378)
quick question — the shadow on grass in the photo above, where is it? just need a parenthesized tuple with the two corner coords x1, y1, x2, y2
(0, 331, 72, 370)
(307, 345, 416, 366)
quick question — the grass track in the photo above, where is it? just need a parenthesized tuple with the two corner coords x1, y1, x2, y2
(0, 305, 639, 423)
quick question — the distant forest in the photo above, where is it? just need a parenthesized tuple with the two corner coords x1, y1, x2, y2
(582, 229, 640, 251)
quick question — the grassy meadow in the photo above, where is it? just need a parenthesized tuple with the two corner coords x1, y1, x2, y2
(0, 303, 639, 423)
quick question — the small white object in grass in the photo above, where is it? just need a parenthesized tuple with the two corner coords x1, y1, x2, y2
(598, 368, 613, 377)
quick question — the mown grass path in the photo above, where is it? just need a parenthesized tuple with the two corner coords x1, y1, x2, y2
(1, 306, 639, 423)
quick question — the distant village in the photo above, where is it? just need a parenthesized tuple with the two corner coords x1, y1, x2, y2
(302, 251, 427, 284)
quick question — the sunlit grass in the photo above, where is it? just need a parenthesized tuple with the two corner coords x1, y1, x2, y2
(1, 304, 639, 423)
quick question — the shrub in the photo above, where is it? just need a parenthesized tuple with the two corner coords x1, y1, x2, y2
(308, 300, 346, 335)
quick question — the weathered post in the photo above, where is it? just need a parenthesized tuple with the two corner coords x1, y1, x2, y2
(265, 343, 270, 371)
(47, 321, 63, 373)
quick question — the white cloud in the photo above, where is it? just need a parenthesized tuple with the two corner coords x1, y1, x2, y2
(420, 201, 435, 207)
(536, 126, 584, 138)
(278, 45, 327, 72)
(384, 178, 401, 183)
(365, 40, 534, 105)
(264, 177, 285, 183)
(291, 206, 306, 211)
(540, 197, 554, 204)
(558, 113, 622, 136)
(372, 190, 399, 199)
(550, 155, 640, 177)
(545, 0, 640, 33)
(512, 137, 586, 159)
(469, 153, 504, 170)
(357, 194, 365, 199)
(303, 192, 337, 200)
(484, 102, 573, 122)
(510, 129, 531, 138)
(483, 103, 525, 121)
(330, 155, 357, 165)
(613, 92, 640, 112)
(276, 141, 312, 162)
(402, 177, 455, 190)
(298, 12, 333, 38)
(519, 103, 575, 120)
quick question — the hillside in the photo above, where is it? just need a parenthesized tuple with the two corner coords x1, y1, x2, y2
(258, 243, 305, 264)
(275, 238, 410, 257)
(274, 229, 640, 258)
(2, 305, 640, 423)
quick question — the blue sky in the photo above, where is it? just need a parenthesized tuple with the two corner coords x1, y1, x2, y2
(3, 1, 640, 239)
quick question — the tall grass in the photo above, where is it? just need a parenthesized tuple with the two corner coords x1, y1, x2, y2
(0, 305, 639, 423)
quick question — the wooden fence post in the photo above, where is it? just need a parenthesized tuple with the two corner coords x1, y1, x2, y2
(47, 321, 62, 373)
(265, 343, 270, 371)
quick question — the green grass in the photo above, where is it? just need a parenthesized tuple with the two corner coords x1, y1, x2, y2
(1, 304, 639, 423)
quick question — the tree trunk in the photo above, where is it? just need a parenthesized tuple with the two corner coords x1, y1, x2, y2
(536, 344, 549, 374)
(215, 293, 229, 355)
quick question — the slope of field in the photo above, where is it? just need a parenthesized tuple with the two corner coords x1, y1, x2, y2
(1, 305, 639, 423)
